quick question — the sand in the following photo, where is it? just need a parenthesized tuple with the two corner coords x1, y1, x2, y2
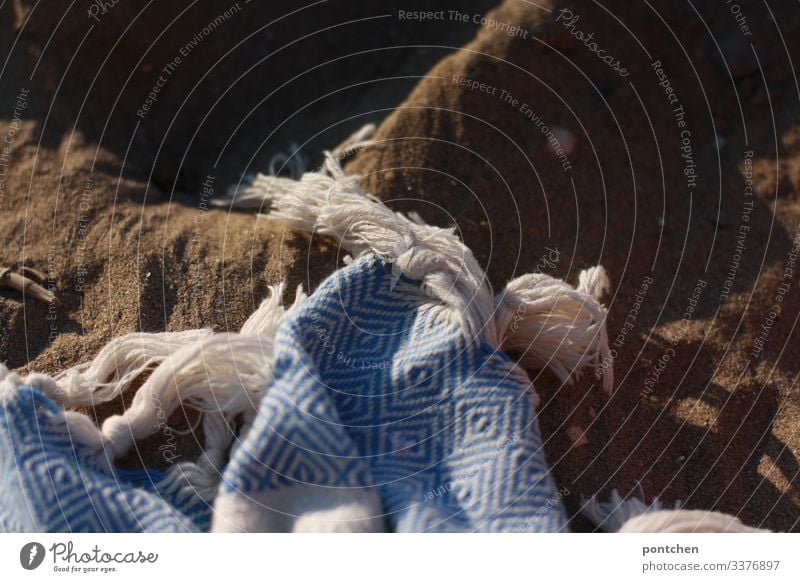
(1, 0, 798, 530)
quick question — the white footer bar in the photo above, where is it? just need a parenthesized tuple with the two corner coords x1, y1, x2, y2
(1, 533, 796, 581)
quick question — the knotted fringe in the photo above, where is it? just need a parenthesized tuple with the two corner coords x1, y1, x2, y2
(40, 330, 214, 407)
(2, 284, 305, 501)
(175, 412, 236, 503)
(495, 266, 613, 393)
(217, 168, 497, 343)
(213, 124, 614, 392)
(581, 490, 769, 532)
(5, 124, 614, 511)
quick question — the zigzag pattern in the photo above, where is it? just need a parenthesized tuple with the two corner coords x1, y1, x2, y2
(1, 254, 567, 532)
(222, 255, 567, 532)
(0, 387, 208, 532)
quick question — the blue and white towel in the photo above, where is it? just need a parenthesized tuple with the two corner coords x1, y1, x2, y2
(0, 151, 613, 533)
(0, 384, 210, 532)
(214, 254, 566, 532)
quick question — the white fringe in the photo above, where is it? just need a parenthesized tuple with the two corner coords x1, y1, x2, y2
(49, 330, 213, 407)
(167, 412, 236, 503)
(581, 489, 768, 532)
(581, 489, 676, 531)
(495, 267, 613, 393)
(240, 282, 307, 336)
(214, 130, 614, 392)
(5, 124, 616, 510)
(2, 285, 302, 502)
(619, 510, 769, 533)
(213, 159, 499, 344)
(99, 332, 275, 459)
(329, 123, 376, 163)
(97, 284, 302, 461)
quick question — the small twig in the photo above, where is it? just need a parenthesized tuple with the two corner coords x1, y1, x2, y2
(0, 266, 60, 306)
(19, 266, 47, 283)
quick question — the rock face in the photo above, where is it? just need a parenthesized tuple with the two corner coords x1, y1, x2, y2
(1, 0, 799, 530)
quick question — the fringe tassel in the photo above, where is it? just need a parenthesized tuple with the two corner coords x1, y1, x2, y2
(3, 284, 302, 501)
(581, 489, 768, 532)
(618, 510, 770, 533)
(99, 333, 275, 459)
(581, 489, 675, 531)
(50, 330, 213, 407)
(7, 123, 615, 507)
(213, 159, 498, 344)
(215, 125, 614, 391)
(167, 412, 236, 503)
(495, 267, 613, 393)
(96, 283, 300, 461)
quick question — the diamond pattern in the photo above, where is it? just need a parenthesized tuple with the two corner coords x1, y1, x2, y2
(0, 387, 207, 532)
(222, 255, 567, 532)
(1, 254, 567, 532)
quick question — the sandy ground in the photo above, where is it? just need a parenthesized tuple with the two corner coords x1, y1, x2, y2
(1, 0, 798, 530)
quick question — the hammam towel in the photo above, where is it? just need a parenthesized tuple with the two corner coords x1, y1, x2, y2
(0, 137, 618, 532)
(215, 253, 568, 532)
(0, 383, 210, 532)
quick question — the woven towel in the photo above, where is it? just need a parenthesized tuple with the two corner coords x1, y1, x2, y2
(213, 254, 566, 532)
(1, 141, 613, 532)
(0, 253, 567, 532)
(0, 383, 209, 532)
